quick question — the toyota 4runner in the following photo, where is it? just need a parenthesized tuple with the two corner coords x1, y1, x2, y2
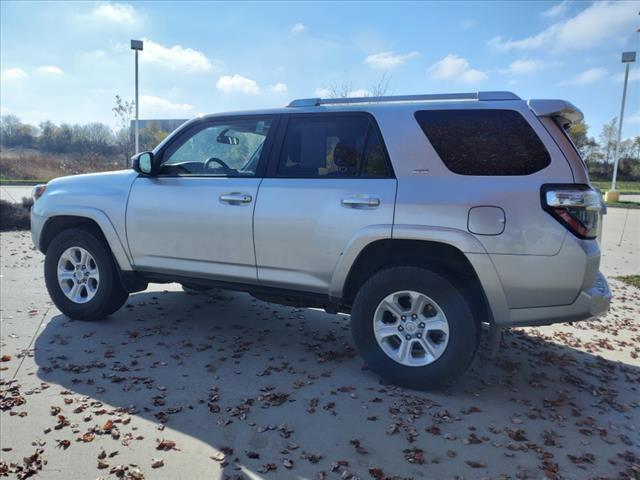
(31, 91, 611, 390)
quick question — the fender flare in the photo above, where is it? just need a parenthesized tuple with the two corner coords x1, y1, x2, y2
(40, 206, 134, 271)
(330, 224, 510, 325)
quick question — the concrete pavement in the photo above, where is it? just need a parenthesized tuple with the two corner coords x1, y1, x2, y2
(0, 185, 34, 204)
(1, 220, 639, 479)
(600, 208, 640, 277)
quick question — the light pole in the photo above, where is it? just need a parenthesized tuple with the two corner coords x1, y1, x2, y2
(608, 51, 636, 201)
(130, 39, 143, 155)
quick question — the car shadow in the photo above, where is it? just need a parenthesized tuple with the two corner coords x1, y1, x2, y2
(33, 288, 640, 479)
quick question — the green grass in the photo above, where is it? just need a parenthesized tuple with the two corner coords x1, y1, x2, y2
(606, 200, 640, 209)
(0, 178, 49, 185)
(615, 275, 640, 289)
(592, 180, 640, 194)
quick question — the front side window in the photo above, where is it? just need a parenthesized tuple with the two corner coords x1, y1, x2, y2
(415, 109, 550, 176)
(160, 118, 272, 176)
(277, 115, 391, 178)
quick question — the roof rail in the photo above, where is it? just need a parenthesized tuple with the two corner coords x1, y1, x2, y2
(287, 91, 520, 108)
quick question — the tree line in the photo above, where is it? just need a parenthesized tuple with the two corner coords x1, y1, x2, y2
(568, 118, 640, 181)
(0, 96, 172, 165)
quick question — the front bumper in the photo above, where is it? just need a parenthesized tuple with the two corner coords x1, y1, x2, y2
(507, 271, 611, 327)
(30, 210, 45, 251)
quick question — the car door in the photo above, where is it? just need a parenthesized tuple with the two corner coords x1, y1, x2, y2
(126, 115, 276, 282)
(254, 112, 397, 293)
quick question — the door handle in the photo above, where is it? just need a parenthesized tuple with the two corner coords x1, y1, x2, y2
(219, 192, 252, 205)
(341, 196, 381, 209)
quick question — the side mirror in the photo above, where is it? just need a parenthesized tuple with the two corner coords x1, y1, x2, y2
(132, 151, 156, 176)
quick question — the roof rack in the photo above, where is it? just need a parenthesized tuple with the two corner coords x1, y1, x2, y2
(287, 91, 520, 108)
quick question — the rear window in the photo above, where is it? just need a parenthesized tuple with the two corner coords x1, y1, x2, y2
(415, 109, 551, 176)
(277, 115, 392, 178)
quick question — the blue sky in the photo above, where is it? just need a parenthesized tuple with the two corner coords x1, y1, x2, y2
(1, 1, 639, 139)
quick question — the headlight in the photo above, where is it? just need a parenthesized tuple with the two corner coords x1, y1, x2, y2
(32, 184, 47, 201)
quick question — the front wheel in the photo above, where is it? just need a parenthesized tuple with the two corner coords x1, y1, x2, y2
(44, 228, 129, 320)
(351, 266, 478, 390)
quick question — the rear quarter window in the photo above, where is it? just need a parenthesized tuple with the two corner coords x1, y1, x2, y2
(415, 109, 551, 176)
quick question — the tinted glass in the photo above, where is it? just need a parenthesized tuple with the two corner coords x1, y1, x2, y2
(415, 110, 550, 176)
(160, 118, 272, 176)
(277, 116, 390, 177)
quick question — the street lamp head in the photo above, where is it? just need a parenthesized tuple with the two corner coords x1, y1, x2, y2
(130, 39, 143, 51)
(621, 51, 636, 63)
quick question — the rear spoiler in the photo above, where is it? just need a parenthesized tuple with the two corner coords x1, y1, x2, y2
(527, 99, 583, 127)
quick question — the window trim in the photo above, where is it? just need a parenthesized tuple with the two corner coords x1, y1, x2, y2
(154, 114, 279, 178)
(414, 108, 551, 177)
(265, 111, 395, 179)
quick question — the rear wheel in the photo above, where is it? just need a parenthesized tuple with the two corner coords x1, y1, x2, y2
(44, 228, 129, 320)
(351, 266, 478, 390)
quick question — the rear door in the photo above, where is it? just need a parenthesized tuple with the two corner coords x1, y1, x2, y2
(253, 112, 397, 293)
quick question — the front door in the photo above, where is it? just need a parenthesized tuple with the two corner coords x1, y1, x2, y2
(126, 115, 275, 282)
(254, 113, 397, 293)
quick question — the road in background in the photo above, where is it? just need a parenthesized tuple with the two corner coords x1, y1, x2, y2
(0, 185, 33, 203)
(600, 208, 640, 276)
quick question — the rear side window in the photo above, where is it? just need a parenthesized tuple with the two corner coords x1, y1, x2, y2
(415, 109, 551, 176)
(277, 115, 392, 177)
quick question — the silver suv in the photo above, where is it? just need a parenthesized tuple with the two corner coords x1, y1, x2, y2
(31, 91, 611, 389)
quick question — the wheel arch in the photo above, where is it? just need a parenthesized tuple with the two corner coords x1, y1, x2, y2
(340, 238, 494, 325)
(39, 210, 133, 271)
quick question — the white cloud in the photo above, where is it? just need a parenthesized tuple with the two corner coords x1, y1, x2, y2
(541, 0, 569, 18)
(216, 74, 261, 95)
(140, 95, 194, 115)
(1, 68, 28, 83)
(627, 112, 640, 125)
(37, 65, 63, 75)
(268, 82, 288, 94)
(428, 54, 487, 84)
(461, 19, 476, 30)
(487, 31, 553, 52)
(291, 23, 307, 34)
(348, 89, 370, 98)
(142, 39, 212, 73)
(92, 2, 136, 23)
(489, 1, 638, 53)
(311, 87, 371, 98)
(363, 51, 419, 70)
(502, 59, 545, 75)
(559, 67, 608, 86)
(1, 106, 10, 115)
(85, 50, 105, 59)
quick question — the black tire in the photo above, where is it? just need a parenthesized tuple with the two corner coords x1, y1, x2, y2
(351, 266, 478, 390)
(44, 228, 129, 320)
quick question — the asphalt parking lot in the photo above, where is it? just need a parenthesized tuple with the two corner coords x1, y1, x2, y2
(0, 212, 638, 479)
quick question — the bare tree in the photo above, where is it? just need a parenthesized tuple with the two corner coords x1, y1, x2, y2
(599, 117, 618, 164)
(327, 79, 355, 99)
(112, 95, 135, 166)
(325, 74, 391, 98)
(369, 73, 391, 97)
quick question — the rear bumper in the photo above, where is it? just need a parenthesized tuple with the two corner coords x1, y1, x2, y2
(507, 271, 611, 327)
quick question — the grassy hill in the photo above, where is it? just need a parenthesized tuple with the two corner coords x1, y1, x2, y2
(0, 148, 124, 182)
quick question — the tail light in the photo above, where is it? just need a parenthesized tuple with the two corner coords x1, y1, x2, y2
(542, 184, 601, 239)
